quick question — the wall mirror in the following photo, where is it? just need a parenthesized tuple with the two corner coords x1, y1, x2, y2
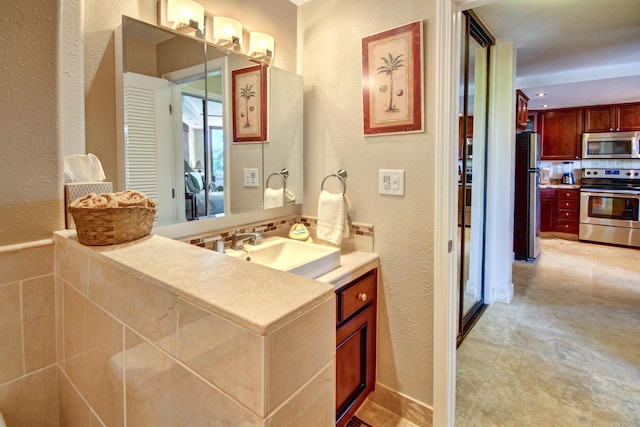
(116, 16, 303, 228)
(456, 10, 493, 346)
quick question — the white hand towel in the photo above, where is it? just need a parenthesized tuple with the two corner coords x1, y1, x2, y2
(264, 188, 284, 209)
(317, 190, 347, 245)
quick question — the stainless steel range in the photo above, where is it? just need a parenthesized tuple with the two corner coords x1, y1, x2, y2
(580, 168, 640, 247)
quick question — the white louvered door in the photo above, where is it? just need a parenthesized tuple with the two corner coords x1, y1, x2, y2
(123, 72, 176, 225)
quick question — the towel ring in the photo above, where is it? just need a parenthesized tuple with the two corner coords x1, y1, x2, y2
(320, 169, 347, 196)
(266, 169, 289, 191)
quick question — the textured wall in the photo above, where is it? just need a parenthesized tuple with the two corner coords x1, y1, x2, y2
(0, 1, 64, 245)
(299, 0, 437, 406)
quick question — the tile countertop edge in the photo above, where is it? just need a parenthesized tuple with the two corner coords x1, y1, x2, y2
(53, 230, 335, 335)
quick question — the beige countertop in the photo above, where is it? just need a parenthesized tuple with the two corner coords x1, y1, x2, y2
(316, 250, 380, 289)
(539, 183, 581, 189)
(54, 230, 337, 335)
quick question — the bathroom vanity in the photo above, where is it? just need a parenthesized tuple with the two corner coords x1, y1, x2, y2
(315, 252, 379, 426)
(54, 230, 337, 425)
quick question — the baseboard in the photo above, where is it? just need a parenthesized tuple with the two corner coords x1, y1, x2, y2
(367, 383, 433, 426)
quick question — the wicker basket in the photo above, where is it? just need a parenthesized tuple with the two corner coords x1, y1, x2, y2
(69, 205, 156, 246)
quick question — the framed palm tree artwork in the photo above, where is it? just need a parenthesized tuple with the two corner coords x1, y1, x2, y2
(232, 65, 267, 142)
(362, 21, 423, 135)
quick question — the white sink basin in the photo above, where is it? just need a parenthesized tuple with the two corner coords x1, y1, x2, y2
(227, 237, 340, 279)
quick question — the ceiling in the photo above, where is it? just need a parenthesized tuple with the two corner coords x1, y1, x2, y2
(290, 0, 640, 110)
(473, 0, 640, 110)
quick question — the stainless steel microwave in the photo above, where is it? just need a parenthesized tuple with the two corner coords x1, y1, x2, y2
(582, 131, 640, 159)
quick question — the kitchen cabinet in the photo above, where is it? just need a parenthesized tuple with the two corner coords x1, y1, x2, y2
(584, 103, 640, 132)
(525, 112, 538, 132)
(540, 188, 556, 232)
(556, 189, 579, 234)
(618, 103, 640, 131)
(516, 90, 529, 130)
(335, 269, 377, 427)
(539, 108, 582, 160)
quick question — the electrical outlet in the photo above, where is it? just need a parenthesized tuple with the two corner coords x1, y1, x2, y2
(379, 169, 405, 196)
(243, 168, 259, 187)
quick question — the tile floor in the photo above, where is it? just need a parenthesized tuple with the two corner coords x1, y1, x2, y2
(456, 238, 640, 426)
(356, 400, 420, 427)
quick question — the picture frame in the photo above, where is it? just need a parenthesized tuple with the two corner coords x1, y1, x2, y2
(232, 65, 267, 142)
(362, 21, 423, 136)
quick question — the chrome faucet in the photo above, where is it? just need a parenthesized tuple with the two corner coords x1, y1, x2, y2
(231, 230, 263, 250)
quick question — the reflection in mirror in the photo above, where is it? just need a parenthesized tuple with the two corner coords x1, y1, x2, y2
(121, 17, 206, 226)
(456, 10, 492, 346)
(118, 16, 303, 228)
(263, 66, 304, 208)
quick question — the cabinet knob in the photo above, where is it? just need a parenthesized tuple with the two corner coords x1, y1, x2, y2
(358, 293, 368, 302)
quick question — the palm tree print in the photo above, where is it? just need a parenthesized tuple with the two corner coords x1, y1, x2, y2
(239, 84, 256, 128)
(376, 53, 405, 112)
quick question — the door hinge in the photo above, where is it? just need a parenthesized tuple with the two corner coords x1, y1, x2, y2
(448, 240, 453, 253)
(169, 104, 173, 115)
(172, 188, 175, 198)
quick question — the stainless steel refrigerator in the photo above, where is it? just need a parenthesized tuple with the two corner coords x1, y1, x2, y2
(514, 131, 541, 261)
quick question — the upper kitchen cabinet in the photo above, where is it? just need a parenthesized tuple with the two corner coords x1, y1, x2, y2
(539, 108, 582, 160)
(584, 102, 640, 132)
(515, 90, 529, 130)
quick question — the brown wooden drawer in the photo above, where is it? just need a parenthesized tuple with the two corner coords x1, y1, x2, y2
(556, 218, 578, 234)
(540, 188, 556, 199)
(556, 198, 578, 210)
(557, 189, 579, 200)
(337, 270, 377, 323)
(557, 209, 578, 220)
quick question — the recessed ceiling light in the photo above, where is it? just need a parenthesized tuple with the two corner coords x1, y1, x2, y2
(536, 92, 546, 97)
(541, 104, 549, 108)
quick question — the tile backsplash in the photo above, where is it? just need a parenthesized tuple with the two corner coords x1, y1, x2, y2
(540, 158, 640, 184)
(183, 214, 375, 253)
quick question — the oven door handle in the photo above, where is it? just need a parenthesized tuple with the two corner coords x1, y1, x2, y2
(581, 189, 640, 196)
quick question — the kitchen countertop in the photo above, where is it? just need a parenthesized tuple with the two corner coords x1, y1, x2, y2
(54, 230, 336, 335)
(539, 183, 581, 189)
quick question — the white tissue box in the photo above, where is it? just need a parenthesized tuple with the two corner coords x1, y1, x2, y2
(65, 182, 113, 228)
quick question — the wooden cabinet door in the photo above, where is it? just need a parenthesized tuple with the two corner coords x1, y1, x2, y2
(617, 103, 640, 131)
(516, 90, 529, 130)
(539, 109, 582, 160)
(336, 303, 376, 426)
(540, 190, 556, 233)
(541, 198, 556, 232)
(584, 106, 615, 132)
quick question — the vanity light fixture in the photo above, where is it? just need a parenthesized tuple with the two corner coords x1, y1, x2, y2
(212, 17, 243, 49)
(165, 0, 204, 35)
(249, 32, 275, 62)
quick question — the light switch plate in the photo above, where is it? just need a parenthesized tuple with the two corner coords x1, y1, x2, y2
(379, 169, 405, 196)
(243, 168, 259, 187)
